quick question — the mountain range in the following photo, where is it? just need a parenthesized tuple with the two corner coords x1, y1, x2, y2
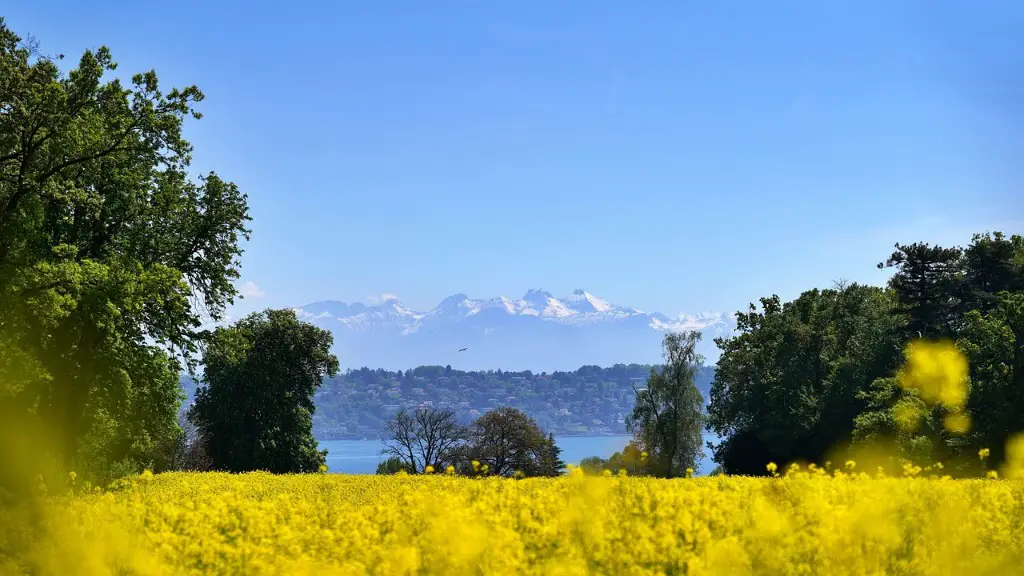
(293, 289, 734, 371)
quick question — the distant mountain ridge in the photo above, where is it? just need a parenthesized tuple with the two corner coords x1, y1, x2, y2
(293, 289, 733, 371)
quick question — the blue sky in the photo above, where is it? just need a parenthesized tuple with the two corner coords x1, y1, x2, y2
(7, 1, 1022, 318)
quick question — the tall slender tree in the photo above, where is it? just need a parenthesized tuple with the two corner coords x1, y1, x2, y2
(627, 331, 705, 478)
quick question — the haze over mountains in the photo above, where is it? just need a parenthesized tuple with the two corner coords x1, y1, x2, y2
(293, 289, 734, 371)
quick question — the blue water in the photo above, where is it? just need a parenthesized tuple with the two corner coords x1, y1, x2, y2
(322, 433, 719, 475)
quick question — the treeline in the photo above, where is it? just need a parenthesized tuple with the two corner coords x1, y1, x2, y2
(708, 232, 1024, 475)
(313, 364, 715, 439)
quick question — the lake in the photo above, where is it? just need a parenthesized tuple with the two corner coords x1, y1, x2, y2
(322, 433, 720, 476)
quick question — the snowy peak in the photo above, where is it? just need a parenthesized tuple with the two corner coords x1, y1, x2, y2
(295, 289, 729, 334)
(294, 289, 734, 369)
(563, 289, 617, 314)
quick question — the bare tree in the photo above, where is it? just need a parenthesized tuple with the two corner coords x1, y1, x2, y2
(382, 408, 467, 473)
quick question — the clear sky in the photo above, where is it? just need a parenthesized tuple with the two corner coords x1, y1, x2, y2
(7, 1, 1023, 319)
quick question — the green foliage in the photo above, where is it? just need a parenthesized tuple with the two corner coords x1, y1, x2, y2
(713, 231, 1024, 475)
(579, 441, 649, 476)
(375, 456, 410, 475)
(190, 309, 339, 473)
(466, 407, 565, 477)
(0, 19, 250, 488)
(709, 283, 903, 474)
(626, 331, 705, 478)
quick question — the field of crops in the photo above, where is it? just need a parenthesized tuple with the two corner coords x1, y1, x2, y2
(4, 467, 1024, 576)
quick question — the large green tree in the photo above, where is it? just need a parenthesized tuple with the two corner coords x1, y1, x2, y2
(0, 19, 250, 485)
(189, 309, 339, 473)
(466, 407, 564, 477)
(709, 284, 903, 474)
(627, 331, 706, 478)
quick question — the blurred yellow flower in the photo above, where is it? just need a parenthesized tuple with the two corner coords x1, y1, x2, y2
(897, 339, 969, 410)
(944, 411, 972, 435)
(7, 465, 1024, 574)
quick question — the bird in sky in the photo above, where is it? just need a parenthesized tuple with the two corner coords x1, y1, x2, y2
(458, 347, 468, 352)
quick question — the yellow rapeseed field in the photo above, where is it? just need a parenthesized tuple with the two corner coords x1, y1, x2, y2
(4, 466, 1024, 576)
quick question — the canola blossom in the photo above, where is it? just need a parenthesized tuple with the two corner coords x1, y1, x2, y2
(4, 468, 1024, 575)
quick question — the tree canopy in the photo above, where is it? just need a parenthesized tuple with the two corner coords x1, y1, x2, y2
(0, 19, 250, 487)
(710, 231, 1024, 475)
(189, 309, 339, 473)
(466, 407, 565, 477)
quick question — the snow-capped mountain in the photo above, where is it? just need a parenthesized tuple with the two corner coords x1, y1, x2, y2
(294, 290, 734, 371)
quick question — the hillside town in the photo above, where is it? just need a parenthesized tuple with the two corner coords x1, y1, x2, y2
(311, 364, 715, 440)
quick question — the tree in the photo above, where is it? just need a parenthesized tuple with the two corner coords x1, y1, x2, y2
(375, 456, 410, 475)
(960, 232, 1024, 315)
(579, 441, 649, 476)
(708, 284, 903, 474)
(467, 407, 562, 477)
(0, 19, 250, 485)
(879, 242, 964, 339)
(381, 408, 468, 474)
(189, 309, 338, 473)
(627, 331, 705, 478)
(852, 234, 1024, 473)
(537, 432, 566, 477)
(960, 291, 1024, 466)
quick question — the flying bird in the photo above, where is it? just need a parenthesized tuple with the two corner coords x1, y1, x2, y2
(458, 347, 468, 352)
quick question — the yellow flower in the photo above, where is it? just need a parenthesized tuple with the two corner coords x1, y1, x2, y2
(685, 468, 694, 478)
(978, 448, 991, 461)
(845, 460, 856, 470)
(446, 465, 455, 475)
(424, 465, 435, 474)
(14, 458, 1024, 573)
(766, 462, 778, 474)
(943, 412, 971, 435)
(471, 460, 480, 472)
(640, 451, 648, 461)
(897, 339, 969, 410)
(987, 470, 999, 480)
(68, 471, 77, 483)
